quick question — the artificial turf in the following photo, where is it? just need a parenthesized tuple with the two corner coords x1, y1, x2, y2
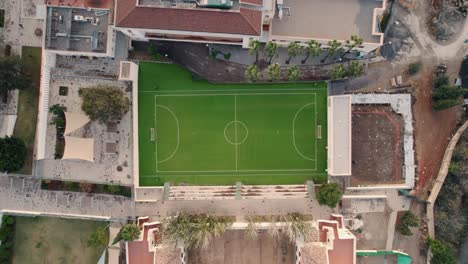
(138, 62, 328, 186)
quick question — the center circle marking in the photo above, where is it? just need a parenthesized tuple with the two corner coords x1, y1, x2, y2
(224, 121, 248, 145)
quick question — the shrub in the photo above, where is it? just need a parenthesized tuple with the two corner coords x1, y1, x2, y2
(113, 224, 140, 244)
(79, 86, 130, 123)
(330, 64, 346, 80)
(0, 136, 27, 172)
(79, 182, 94, 193)
(432, 85, 464, 110)
(397, 211, 419, 236)
(316, 183, 342, 208)
(434, 76, 449, 89)
(147, 44, 161, 60)
(88, 226, 108, 247)
(408, 62, 422, 75)
(427, 237, 456, 264)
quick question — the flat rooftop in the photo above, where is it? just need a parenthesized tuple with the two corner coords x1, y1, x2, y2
(271, 0, 382, 43)
(45, 7, 109, 53)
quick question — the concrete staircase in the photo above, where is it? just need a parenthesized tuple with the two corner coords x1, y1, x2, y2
(241, 185, 309, 199)
(168, 185, 237, 200)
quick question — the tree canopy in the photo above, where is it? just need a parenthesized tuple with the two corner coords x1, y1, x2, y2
(427, 237, 456, 264)
(79, 86, 130, 123)
(0, 136, 26, 173)
(316, 182, 342, 208)
(0, 56, 30, 94)
(112, 224, 140, 244)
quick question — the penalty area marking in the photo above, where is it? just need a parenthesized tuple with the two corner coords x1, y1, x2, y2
(292, 102, 317, 161)
(154, 103, 180, 164)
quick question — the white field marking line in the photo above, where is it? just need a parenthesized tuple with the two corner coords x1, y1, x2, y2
(155, 105, 180, 164)
(154, 93, 318, 97)
(223, 121, 249, 145)
(140, 88, 326, 93)
(235, 96, 238, 171)
(154, 95, 158, 172)
(140, 173, 325, 178)
(292, 102, 317, 161)
(155, 168, 317, 173)
(314, 96, 318, 170)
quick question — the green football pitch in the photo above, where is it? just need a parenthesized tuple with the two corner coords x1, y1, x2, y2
(138, 62, 328, 186)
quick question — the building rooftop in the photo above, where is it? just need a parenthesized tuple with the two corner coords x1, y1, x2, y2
(271, 0, 383, 43)
(45, 6, 109, 53)
(115, 0, 262, 35)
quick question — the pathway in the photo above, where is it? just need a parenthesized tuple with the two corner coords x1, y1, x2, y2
(0, 174, 133, 221)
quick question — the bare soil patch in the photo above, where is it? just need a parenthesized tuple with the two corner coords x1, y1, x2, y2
(351, 105, 405, 186)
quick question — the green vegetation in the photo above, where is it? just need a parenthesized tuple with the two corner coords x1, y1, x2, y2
(267, 63, 281, 81)
(79, 85, 130, 123)
(348, 61, 364, 77)
(321, 40, 342, 63)
(138, 62, 328, 186)
(88, 226, 109, 247)
(302, 40, 321, 64)
(342, 35, 363, 58)
(13, 216, 108, 264)
(41, 179, 132, 197)
(287, 66, 300, 81)
(0, 56, 30, 94)
(432, 84, 464, 110)
(285, 41, 302, 64)
(397, 211, 420, 236)
(49, 104, 66, 159)
(245, 65, 260, 82)
(248, 40, 261, 65)
(0, 136, 26, 172)
(331, 64, 346, 80)
(12, 47, 41, 174)
(264, 41, 280, 64)
(148, 43, 162, 60)
(245, 213, 313, 241)
(408, 62, 422, 75)
(380, 11, 391, 32)
(316, 182, 342, 208)
(113, 224, 141, 244)
(0, 215, 15, 263)
(427, 237, 457, 264)
(162, 213, 233, 249)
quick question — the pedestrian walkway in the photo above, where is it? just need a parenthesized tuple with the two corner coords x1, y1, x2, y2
(0, 174, 132, 221)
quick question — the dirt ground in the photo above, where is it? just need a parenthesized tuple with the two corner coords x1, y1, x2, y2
(355, 212, 390, 250)
(351, 105, 405, 186)
(412, 67, 458, 196)
(188, 230, 295, 264)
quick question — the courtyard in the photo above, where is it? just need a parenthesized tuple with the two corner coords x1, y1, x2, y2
(138, 62, 328, 186)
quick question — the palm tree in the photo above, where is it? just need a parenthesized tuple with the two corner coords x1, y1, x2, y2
(285, 41, 302, 64)
(248, 39, 261, 65)
(301, 40, 321, 64)
(281, 213, 313, 242)
(245, 216, 260, 238)
(341, 35, 363, 59)
(162, 213, 233, 249)
(264, 41, 280, 64)
(287, 66, 300, 81)
(330, 64, 346, 80)
(347, 61, 363, 77)
(321, 40, 342, 63)
(267, 63, 281, 81)
(245, 65, 260, 82)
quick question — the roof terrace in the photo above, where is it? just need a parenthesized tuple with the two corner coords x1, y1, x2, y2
(271, 0, 384, 43)
(45, 7, 109, 53)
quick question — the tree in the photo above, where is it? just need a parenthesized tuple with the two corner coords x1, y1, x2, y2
(302, 40, 321, 64)
(0, 56, 30, 94)
(431, 85, 465, 110)
(427, 237, 456, 264)
(267, 63, 281, 81)
(341, 35, 363, 58)
(330, 64, 346, 80)
(316, 182, 342, 208)
(397, 211, 419, 236)
(0, 136, 26, 173)
(248, 39, 261, 65)
(321, 40, 342, 63)
(88, 226, 108, 247)
(408, 62, 422, 75)
(280, 213, 313, 242)
(245, 65, 260, 82)
(287, 66, 300, 82)
(347, 61, 363, 77)
(162, 213, 233, 249)
(79, 85, 130, 123)
(113, 224, 140, 244)
(264, 41, 280, 64)
(285, 41, 302, 64)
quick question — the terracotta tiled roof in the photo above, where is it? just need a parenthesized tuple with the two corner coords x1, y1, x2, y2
(116, 0, 262, 35)
(300, 243, 329, 264)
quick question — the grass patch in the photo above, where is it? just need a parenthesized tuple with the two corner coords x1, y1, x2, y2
(138, 62, 328, 186)
(12, 47, 41, 174)
(12, 216, 108, 264)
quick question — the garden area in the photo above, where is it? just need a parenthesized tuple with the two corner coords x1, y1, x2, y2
(41, 179, 132, 197)
(12, 47, 41, 174)
(12, 216, 108, 264)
